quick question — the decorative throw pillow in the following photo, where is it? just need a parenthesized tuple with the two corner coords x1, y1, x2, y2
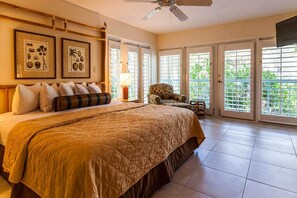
(88, 84, 102, 93)
(74, 84, 89, 95)
(12, 83, 41, 115)
(59, 82, 75, 96)
(40, 82, 60, 112)
(52, 93, 111, 112)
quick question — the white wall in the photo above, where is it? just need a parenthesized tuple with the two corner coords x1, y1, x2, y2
(0, 0, 158, 85)
(104, 16, 158, 83)
(158, 12, 297, 49)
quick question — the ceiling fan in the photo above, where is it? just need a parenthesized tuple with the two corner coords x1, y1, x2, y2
(125, 0, 213, 21)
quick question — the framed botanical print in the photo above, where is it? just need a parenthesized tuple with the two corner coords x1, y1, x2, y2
(62, 38, 91, 78)
(14, 30, 56, 79)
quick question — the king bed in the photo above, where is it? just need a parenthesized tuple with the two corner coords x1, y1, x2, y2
(0, 85, 204, 198)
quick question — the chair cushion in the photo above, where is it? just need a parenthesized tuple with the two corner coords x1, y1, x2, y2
(149, 83, 174, 99)
(161, 100, 191, 108)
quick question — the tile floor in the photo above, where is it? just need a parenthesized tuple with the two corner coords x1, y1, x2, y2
(151, 116, 297, 198)
(0, 116, 297, 198)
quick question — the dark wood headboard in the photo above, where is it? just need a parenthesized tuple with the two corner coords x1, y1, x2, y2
(0, 82, 105, 113)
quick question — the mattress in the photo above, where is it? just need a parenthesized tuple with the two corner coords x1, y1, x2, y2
(0, 101, 121, 146)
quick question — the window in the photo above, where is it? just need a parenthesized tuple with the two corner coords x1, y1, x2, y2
(142, 48, 151, 103)
(188, 47, 212, 109)
(108, 39, 151, 102)
(127, 45, 139, 100)
(224, 48, 252, 113)
(108, 41, 121, 99)
(261, 41, 297, 119)
(159, 49, 182, 93)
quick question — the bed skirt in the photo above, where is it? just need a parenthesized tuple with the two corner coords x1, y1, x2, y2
(0, 137, 198, 198)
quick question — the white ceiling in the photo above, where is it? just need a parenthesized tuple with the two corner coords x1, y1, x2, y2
(64, 0, 297, 34)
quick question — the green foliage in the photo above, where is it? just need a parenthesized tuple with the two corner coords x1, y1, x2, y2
(190, 55, 297, 117)
(189, 55, 211, 108)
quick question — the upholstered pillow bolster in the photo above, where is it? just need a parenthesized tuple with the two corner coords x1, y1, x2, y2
(52, 93, 111, 111)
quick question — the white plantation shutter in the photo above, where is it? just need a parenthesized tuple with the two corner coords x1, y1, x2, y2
(224, 48, 252, 113)
(260, 39, 297, 123)
(218, 42, 255, 120)
(187, 46, 213, 109)
(108, 41, 121, 99)
(127, 45, 139, 100)
(159, 49, 182, 93)
(142, 48, 151, 103)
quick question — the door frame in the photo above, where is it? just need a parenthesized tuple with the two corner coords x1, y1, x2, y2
(218, 41, 256, 120)
(186, 46, 214, 114)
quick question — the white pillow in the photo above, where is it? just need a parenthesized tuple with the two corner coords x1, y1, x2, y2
(59, 82, 75, 96)
(88, 84, 102, 93)
(12, 83, 41, 115)
(74, 84, 89, 95)
(40, 83, 60, 112)
(81, 82, 87, 87)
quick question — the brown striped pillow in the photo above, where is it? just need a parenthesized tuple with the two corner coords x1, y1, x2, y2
(52, 93, 111, 112)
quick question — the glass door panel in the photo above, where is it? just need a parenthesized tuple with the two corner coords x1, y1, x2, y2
(218, 42, 255, 120)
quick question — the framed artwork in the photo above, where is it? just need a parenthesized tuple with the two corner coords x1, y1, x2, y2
(62, 38, 91, 78)
(14, 30, 56, 79)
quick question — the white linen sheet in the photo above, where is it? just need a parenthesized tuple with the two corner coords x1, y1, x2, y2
(0, 101, 122, 146)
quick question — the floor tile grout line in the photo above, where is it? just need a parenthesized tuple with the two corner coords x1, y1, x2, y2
(253, 140, 295, 153)
(219, 139, 254, 148)
(181, 185, 216, 198)
(241, 144, 255, 198)
(200, 164, 248, 179)
(208, 149, 252, 160)
(204, 137, 296, 159)
(247, 178, 297, 195)
(253, 144, 295, 155)
(289, 133, 297, 156)
(170, 181, 216, 198)
(227, 130, 293, 143)
(250, 158, 297, 172)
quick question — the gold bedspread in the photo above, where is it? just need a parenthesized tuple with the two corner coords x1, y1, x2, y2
(3, 103, 204, 198)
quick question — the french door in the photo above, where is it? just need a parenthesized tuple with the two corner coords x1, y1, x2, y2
(259, 39, 297, 125)
(218, 42, 255, 120)
(186, 46, 213, 114)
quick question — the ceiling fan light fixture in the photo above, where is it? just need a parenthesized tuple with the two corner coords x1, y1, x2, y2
(126, 0, 212, 21)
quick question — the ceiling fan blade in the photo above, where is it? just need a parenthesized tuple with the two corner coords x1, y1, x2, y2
(143, 6, 162, 20)
(176, 0, 213, 6)
(169, 6, 188, 21)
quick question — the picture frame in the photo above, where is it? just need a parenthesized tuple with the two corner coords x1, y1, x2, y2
(14, 30, 56, 79)
(62, 38, 91, 78)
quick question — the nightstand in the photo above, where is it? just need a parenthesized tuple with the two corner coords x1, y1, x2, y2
(189, 99, 206, 118)
(121, 99, 140, 103)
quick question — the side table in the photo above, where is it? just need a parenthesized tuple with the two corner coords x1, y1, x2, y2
(189, 99, 206, 118)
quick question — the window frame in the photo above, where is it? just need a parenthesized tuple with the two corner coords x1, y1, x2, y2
(258, 39, 297, 125)
(108, 40, 121, 100)
(141, 47, 152, 103)
(186, 46, 214, 114)
(126, 44, 140, 100)
(158, 49, 182, 94)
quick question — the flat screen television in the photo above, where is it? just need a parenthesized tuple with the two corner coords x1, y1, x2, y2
(276, 15, 297, 47)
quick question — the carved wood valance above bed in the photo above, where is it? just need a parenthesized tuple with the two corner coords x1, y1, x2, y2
(0, 82, 105, 113)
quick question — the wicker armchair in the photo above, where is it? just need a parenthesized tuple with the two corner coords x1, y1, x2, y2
(148, 83, 189, 108)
